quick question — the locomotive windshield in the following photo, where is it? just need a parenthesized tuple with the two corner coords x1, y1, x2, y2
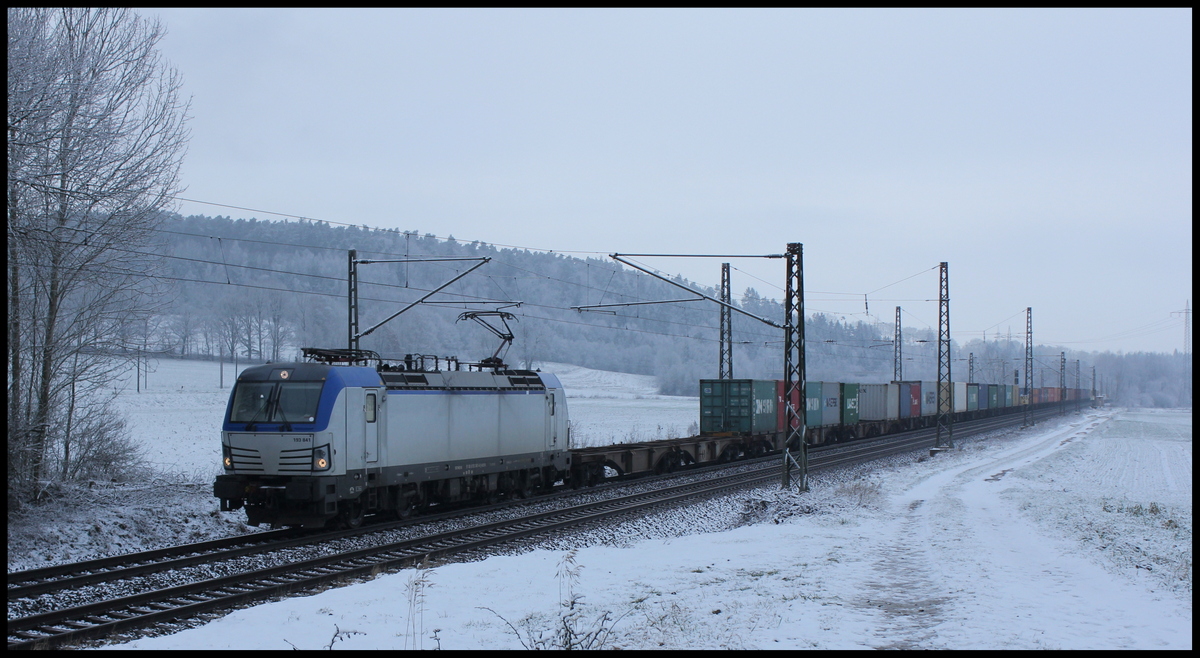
(230, 381, 324, 424)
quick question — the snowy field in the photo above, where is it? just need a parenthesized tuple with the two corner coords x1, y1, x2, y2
(539, 362, 698, 446)
(99, 407, 1189, 650)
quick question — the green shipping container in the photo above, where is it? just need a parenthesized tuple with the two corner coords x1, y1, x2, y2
(805, 381, 823, 427)
(841, 383, 860, 425)
(699, 379, 777, 434)
(967, 383, 979, 411)
(988, 385, 999, 409)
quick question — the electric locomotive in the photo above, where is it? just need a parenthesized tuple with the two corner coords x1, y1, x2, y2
(214, 348, 571, 529)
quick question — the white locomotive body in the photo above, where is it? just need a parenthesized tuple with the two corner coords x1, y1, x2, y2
(215, 359, 570, 528)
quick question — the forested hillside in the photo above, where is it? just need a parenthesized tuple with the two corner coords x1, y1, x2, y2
(146, 213, 1189, 404)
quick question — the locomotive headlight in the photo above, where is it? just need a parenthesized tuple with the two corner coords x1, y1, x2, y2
(312, 444, 331, 472)
(222, 445, 232, 470)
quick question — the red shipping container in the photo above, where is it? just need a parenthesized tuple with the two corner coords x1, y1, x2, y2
(895, 381, 922, 418)
(776, 380, 803, 431)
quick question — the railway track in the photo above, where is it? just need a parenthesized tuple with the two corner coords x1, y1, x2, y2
(6, 406, 1070, 649)
(7, 458, 729, 609)
(813, 406, 1063, 469)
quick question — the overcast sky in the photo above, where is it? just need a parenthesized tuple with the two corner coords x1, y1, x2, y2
(147, 8, 1191, 354)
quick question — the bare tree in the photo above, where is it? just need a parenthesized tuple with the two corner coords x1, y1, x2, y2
(7, 8, 189, 500)
(266, 292, 292, 362)
(167, 308, 197, 356)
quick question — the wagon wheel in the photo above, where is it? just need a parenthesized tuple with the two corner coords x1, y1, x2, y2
(661, 453, 680, 473)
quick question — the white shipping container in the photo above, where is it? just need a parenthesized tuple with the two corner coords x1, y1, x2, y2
(920, 380, 938, 416)
(859, 383, 899, 421)
(954, 381, 968, 413)
(821, 382, 842, 426)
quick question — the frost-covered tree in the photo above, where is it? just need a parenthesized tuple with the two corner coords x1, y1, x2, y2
(7, 8, 190, 501)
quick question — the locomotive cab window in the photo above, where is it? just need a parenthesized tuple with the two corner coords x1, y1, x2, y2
(277, 382, 323, 423)
(230, 381, 324, 424)
(231, 382, 274, 423)
(365, 393, 376, 423)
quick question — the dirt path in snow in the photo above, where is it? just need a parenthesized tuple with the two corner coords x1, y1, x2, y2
(850, 411, 1191, 649)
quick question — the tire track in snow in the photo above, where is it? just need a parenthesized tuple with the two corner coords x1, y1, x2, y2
(855, 498, 950, 649)
(850, 417, 1089, 649)
(1158, 442, 1179, 493)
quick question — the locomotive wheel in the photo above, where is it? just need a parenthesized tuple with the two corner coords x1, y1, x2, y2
(516, 475, 534, 499)
(337, 500, 365, 529)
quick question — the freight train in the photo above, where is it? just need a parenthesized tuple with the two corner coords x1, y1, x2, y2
(697, 378, 1093, 446)
(214, 348, 1092, 529)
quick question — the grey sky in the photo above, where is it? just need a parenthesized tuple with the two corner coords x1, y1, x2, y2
(147, 8, 1191, 354)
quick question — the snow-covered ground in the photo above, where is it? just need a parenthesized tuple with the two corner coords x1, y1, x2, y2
(536, 361, 699, 446)
(107, 358, 236, 482)
(7, 358, 1191, 649)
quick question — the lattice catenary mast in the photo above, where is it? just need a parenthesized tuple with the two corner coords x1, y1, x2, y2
(782, 243, 808, 492)
(1059, 352, 1066, 416)
(894, 306, 903, 382)
(719, 263, 732, 379)
(934, 262, 953, 450)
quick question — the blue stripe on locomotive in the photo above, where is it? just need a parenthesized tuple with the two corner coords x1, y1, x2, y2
(222, 364, 383, 433)
(387, 390, 548, 395)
